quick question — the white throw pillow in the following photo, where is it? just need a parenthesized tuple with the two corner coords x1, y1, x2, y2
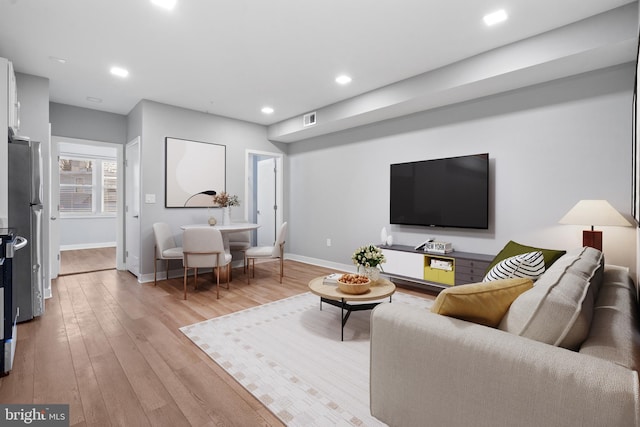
(483, 251, 545, 282)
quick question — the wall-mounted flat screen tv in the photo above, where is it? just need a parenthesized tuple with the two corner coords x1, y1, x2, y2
(390, 153, 489, 229)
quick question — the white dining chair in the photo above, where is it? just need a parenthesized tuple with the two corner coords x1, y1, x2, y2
(152, 222, 184, 286)
(245, 222, 288, 284)
(182, 227, 232, 300)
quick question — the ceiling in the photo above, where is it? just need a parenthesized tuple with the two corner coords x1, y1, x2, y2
(0, 0, 635, 126)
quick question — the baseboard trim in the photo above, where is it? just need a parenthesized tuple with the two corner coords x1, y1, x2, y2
(61, 242, 116, 251)
(284, 253, 355, 274)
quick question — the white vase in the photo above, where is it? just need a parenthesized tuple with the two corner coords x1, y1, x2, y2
(360, 266, 381, 283)
(222, 207, 231, 225)
(380, 227, 388, 245)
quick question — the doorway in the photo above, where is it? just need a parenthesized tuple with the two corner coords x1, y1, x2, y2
(49, 136, 124, 278)
(245, 150, 283, 246)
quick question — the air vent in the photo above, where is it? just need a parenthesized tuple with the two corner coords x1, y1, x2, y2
(303, 112, 317, 127)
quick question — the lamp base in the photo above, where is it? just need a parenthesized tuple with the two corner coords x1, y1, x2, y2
(583, 230, 602, 251)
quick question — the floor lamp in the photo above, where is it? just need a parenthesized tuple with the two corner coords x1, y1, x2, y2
(558, 200, 632, 251)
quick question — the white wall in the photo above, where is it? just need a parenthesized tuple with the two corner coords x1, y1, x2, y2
(50, 102, 127, 144)
(59, 217, 116, 249)
(287, 64, 637, 275)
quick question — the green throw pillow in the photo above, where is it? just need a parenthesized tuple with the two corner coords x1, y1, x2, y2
(485, 240, 566, 275)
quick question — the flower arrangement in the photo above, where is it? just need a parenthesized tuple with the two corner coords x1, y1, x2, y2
(213, 191, 240, 207)
(352, 244, 386, 270)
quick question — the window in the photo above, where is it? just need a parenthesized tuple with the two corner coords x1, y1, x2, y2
(59, 155, 118, 215)
(102, 160, 117, 213)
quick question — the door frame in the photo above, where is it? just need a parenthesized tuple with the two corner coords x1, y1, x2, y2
(50, 136, 124, 272)
(125, 137, 141, 277)
(48, 127, 58, 286)
(244, 149, 284, 244)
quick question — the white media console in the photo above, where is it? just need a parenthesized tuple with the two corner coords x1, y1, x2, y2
(381, 245, 495, 292)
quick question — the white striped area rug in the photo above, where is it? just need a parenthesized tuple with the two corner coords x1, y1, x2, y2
(180, 291, 433, 426)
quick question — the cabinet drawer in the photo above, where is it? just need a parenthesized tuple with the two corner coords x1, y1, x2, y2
(456, 264, 488, 277)
(455, 258, 491, 270)
(424, 267, 455, 286)
(382, 249, 425, 280)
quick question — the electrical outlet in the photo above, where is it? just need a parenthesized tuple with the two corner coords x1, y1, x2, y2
(326, 238, 331, 247)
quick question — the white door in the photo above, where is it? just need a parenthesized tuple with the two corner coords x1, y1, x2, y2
(49, 134, 60, 282)
(257, 158, 276, 246)
(125, 138, 141, 276)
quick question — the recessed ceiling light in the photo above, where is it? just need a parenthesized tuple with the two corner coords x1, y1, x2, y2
(335, 75, 352, 85)
(261, 106, 274, 114)
(483, 9, 508, 26)
(150, 0, 176, 10)
(86, 96, 102, 103)
(110, 66, 129, 78)
(49, 56, 67, 64)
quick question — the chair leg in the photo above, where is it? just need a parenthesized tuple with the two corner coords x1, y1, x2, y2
(279, 244, 285, 284)
(215, 257, 220, 299)
(183, 267, 188, 300)
(166, 259, 170, 282)
(154, 246, 158, 286)
(194, 268, 198, 290)
(226, 263, 231, 290)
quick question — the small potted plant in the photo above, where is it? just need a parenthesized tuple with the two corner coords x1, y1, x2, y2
(213, 192, 240, 225)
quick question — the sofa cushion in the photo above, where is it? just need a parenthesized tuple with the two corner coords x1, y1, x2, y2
(431, 278, 533, 327)
(579, 268, 640, 370)
(485, 240, 566, 275)
(498, 247, 603, 350)
(483, 251, 545, 282)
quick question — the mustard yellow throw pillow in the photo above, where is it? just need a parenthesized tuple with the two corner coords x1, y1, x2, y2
(431, 278, 534, 327)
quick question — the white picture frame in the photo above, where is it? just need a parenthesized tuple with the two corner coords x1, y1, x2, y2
(164, 137, 226, 208)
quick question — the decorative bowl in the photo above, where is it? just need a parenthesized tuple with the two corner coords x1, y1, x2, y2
(337, 274, 371, 295)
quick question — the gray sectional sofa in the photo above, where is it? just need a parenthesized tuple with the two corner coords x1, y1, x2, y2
(370, 247, 639, 427)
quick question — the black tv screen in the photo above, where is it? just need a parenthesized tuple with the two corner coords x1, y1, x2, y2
(390, 153, 489, 229)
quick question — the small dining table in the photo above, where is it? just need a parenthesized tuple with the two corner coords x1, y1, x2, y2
(180, 222, 260, 282)
(180, 222, 260, 252)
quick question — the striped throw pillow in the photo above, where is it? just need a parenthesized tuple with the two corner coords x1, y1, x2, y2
(483, 251, 545, 282)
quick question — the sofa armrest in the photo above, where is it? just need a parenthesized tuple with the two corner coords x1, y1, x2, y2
(370, 304, 639, 427)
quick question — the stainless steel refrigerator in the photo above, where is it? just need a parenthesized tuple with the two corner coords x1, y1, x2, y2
(8, 134, 44, 323)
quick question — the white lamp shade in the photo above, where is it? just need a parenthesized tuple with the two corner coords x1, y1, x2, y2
(558, 200, 631, 227)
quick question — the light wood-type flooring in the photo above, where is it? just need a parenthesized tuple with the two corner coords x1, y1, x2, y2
(0, 252, 434, 426)
(60, 247, 116, 276)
